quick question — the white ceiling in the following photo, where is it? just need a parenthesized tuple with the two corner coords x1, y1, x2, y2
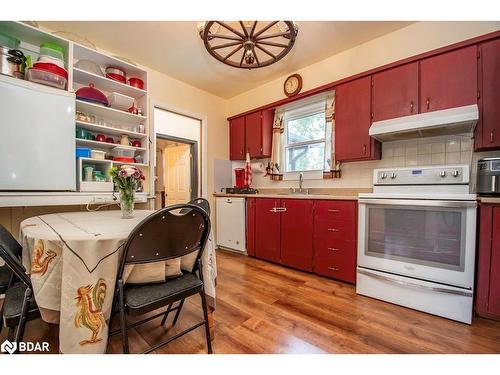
(39, 21, 414, 99)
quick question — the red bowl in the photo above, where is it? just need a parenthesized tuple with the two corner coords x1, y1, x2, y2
(106, 72, 126, 83)
(95, 134, 106, 142)
(113, 156, 135, 163)
(128, 77, 144, 89)
(33, 62, 68, 79)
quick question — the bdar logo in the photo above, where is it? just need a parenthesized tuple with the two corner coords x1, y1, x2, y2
(1, 339, 17, 354)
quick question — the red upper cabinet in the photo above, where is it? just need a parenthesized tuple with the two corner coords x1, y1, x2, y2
(280, 199, 313, 272)
(229, 116, 245, 160)
(244, 110, 274, 158)
(476, 38, 500, 150)
(420, 46, 478, 113)
(372, 62, 419, 122)
(254, 198, 281, 263)
(246, 198, 256, 257)
(335, 76, 381, 162)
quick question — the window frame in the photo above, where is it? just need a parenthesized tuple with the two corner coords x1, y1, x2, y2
(282, 100, 328, 180)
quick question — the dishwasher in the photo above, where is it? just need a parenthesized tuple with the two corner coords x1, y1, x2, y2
(215, 197, 246, 253)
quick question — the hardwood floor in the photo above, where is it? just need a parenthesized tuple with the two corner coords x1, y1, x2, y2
(2, 249, 500, 354)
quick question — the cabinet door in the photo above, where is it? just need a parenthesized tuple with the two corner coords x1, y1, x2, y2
(245, 111, 262, 158)
(420, 46, 478, 113)
(280, 199, 313, 272)
(261, 109, 274, 158)
(246, 198, 256, 257)
(255, 198, 281, 263)
(478, 38, 500, 150)
(229, 116, 245, 160)
(335, 76, 380, 162)
(372, 62, 419, 122)
(489, 207, 500, 315)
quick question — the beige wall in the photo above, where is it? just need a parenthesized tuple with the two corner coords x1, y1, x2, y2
(228, 21, 500, 115)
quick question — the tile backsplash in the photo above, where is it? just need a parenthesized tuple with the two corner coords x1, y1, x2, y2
(226, 133, 500, 191)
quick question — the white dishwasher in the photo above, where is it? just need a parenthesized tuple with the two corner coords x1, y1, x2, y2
(215, 197, 246, 253)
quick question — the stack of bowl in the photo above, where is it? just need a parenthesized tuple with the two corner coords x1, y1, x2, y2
(26, 42, 68, 90)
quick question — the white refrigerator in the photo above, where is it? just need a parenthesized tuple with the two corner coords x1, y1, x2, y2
(0, 75, 76, 191)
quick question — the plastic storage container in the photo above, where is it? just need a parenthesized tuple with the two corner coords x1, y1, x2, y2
(26, 68, 67, 90)
(91, 150, 106, 160)
(111, 146, 135, 162)
(76, 147, 91, 158)
(39, 43, 64, 61)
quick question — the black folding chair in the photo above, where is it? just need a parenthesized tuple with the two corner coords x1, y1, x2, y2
(0, 226, 40, 352)
(111, 204, 212, 354)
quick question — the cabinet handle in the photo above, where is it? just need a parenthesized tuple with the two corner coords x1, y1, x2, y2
(490, 129, 495, 143)
(328, 209, 340, 213)
(328, 266, 340, 271)
(426, 97, 430, 110)
(362, 145, 366, 155)
(328, 228, 340, 232)
(328, 247, 340, 252)
(410, 101, 414, 113)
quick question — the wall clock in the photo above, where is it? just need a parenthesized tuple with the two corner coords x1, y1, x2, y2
(283, 74, 303, 97)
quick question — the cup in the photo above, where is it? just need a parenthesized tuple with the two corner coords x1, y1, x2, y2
(75, 127, 86, 139)
(83, 166, 93, 182)
(120, 134, 130, 146)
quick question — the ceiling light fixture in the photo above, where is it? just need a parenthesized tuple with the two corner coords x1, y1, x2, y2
(198, 21, 298, 69)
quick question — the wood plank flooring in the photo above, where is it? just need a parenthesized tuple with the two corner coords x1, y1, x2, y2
(2, 249, 500, 353)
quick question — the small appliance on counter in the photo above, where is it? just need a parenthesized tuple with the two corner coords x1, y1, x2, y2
(223, 187, 258, 194)
(477, 157, 500, 195)
(234, 167, 246, 188)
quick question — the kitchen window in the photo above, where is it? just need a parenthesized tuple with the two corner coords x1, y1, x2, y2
(283, 98, 331, 178)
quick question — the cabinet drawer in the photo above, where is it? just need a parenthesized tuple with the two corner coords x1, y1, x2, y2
(314, 200, 356, 223)
(314, 241, 357, 283)
(314, 219, 356, 241)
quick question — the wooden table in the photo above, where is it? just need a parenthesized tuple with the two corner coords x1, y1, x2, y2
(19, 210, 216, 353)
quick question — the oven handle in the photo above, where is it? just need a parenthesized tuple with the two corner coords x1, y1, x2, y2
(357, 269, 473, 297)
(357, 198, 477, 208)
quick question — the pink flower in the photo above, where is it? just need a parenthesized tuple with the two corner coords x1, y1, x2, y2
(119, 170, 127, 177)
(132, 171, 141, 179)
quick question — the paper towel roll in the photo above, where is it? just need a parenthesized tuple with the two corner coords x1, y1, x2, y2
(250, 162, 265, 173)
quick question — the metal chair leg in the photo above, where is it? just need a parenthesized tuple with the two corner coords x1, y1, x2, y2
(14, 288, 32, 352)
(172, 299, 185, 326)
(160, 303, 173, 326)
(7, 326, 15, 341)
(199, 291, 213, 354)
(0, 299, 5, 333)
(118, 281, 129, 354)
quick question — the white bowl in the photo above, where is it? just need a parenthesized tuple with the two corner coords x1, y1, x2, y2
(107, 92, 134, 111)
(37, 55, 65, 69)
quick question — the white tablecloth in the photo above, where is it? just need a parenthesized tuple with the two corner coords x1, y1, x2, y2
(17, 210, 216, 354)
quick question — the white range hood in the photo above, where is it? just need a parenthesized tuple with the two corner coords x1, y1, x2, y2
(369, 104, 479, 142)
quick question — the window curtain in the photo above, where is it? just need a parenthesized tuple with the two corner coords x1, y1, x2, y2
(324, 91, 336, 171)
(270, 109, 285, 175)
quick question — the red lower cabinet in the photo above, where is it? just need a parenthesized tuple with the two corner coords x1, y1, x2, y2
(249, 197, 358, 284)
(254, 198, 281, 263)
(313, 200, 357, 283)
(280, 199, 314, 272)
(476, 203, 500, 320)
(246, 198, 256, 257)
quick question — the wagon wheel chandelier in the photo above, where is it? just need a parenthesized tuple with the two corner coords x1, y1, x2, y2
(198, 21, 298, 69)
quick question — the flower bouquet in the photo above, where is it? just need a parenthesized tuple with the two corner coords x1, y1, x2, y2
(109, 165, 145, 218)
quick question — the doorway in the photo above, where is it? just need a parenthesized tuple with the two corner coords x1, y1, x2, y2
(155, 135, 198, 208)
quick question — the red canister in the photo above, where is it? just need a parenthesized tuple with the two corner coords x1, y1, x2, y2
(234, 168, 246, 188)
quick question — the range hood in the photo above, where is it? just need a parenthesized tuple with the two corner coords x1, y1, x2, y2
(369, 104, 479, 142)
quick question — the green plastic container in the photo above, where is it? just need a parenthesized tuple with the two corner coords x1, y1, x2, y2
(40, 42, 64, 61)
(0, 32, 20, 49)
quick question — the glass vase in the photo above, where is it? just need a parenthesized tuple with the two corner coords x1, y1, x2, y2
(119, 189, 135, 219)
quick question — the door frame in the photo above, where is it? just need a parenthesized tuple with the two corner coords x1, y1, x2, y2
(150, 100, 208, 209)
(156, 134, 198, 203)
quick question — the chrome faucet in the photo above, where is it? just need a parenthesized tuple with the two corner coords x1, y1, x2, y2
(299, 172, 304, 191)
(290, 172, 309, 195)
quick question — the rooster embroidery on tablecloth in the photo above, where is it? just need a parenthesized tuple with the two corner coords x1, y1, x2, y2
(31, 240, 57, 276)
(74, 278, 107, 346)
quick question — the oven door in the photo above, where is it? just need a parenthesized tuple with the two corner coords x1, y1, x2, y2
(357, 198, 476, 289)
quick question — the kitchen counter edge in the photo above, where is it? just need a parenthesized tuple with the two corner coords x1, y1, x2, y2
(213, 193, 359, 200)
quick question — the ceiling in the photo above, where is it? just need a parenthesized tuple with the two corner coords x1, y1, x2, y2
(39, 21, 414, 98)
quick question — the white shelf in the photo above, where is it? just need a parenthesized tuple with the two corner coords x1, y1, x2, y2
(76, 138, 146, 151)
(76, 99, 147, 125)
(78, 157, 113, 164)
(73, 67, 147, 99)
(75, 120, 147, 138)
(113, 161, 148, 167)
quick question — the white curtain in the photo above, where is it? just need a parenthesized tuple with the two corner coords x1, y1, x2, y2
(325, 91, 336, 171)
(270, 109, 285, 175)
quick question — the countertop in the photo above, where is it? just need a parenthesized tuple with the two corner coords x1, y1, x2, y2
(477, 196, 500, 204)
(213, 188, 371, 201)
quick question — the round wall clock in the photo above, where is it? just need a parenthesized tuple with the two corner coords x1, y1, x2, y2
(283, 74, 303, 97)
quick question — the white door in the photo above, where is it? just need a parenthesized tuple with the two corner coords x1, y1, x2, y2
(165, 144, 191, 206)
